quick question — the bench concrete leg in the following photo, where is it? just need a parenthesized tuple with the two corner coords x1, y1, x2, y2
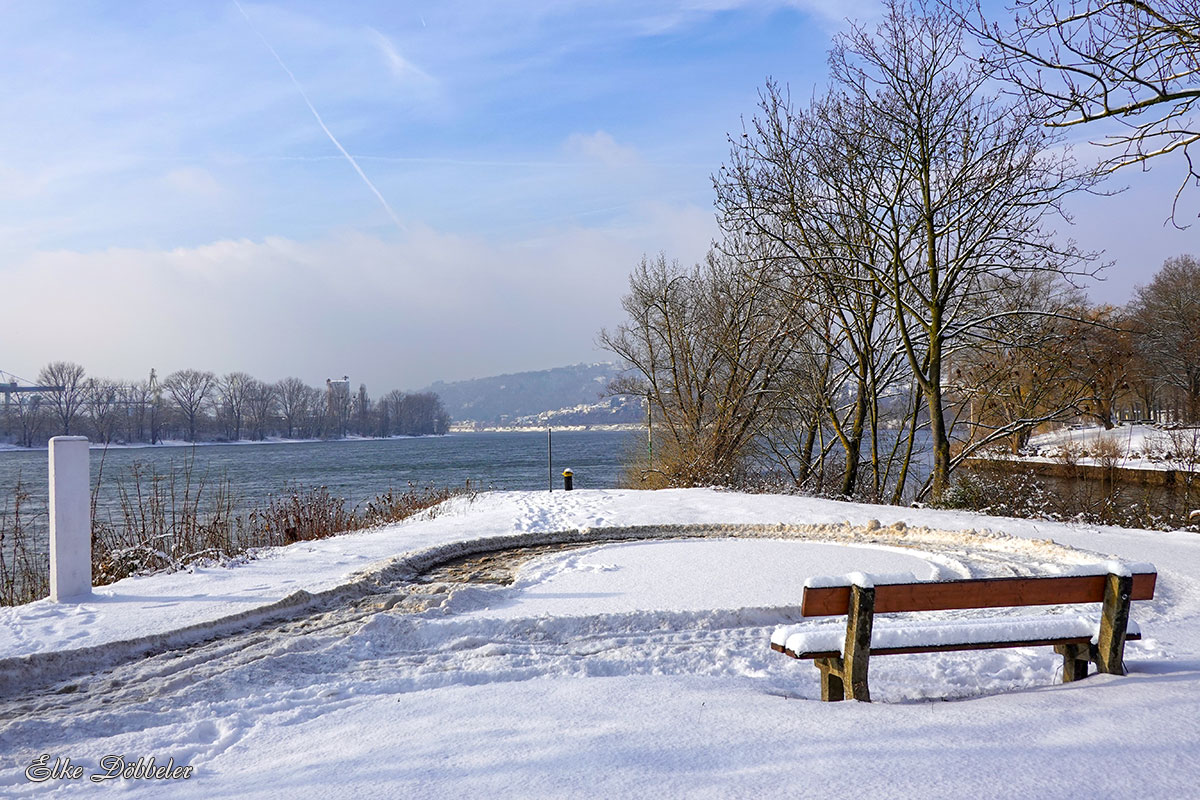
(842, 584, 875, 702)
(815, 657, 845, 702)
(1055, 643, 1090, 682)
(1094, 572, 1133, 676)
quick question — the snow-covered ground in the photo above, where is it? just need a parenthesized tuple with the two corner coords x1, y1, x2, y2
(1023, 423, 1200, 470)
(2, 488, 1198, 797)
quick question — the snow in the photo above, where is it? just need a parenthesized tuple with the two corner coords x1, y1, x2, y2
(846, 570, 873, 588)
(1020, 422, 1200, 471)
(1, 488, 1199, 797)
(1030, 422, 1162, 453)
(466, 540, 938, 620)
(804, 571, 918, 589)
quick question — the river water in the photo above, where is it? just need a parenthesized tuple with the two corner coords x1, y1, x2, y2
(0, 430, 639, 520)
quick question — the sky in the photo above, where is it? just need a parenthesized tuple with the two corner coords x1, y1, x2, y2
(0, 0, 1194, 392)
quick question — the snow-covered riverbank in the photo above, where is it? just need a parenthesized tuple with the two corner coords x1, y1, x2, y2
(1021, 423, 1200, 472)
(2, 488, 1198, 797)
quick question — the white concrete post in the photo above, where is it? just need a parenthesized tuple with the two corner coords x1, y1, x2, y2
(49, 436, 91, 602)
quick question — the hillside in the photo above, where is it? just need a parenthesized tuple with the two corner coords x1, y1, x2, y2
(423, 362, 643, 426)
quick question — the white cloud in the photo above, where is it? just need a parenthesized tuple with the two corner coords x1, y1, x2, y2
(563, 131, 640, 168)
(366, 27, 437, 89)
(163, 167, 224, 199)
(629, 0, 875, 35)
(0, 203, 717, 390)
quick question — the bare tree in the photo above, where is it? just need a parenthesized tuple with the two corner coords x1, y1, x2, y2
(711, 1, 1100, 500)
(275, 377, 310, 439)
(122, 379, 153, 443)
(7, 391, 46, 448)
(304, 384, 327, 438)
(83, 378, 123, 444)
(378, 389, 405, 438)
(1128, 254, 1200, 419)
(1070, 305, 1137, 428)
(217, 372, 252, 441)
(37, 361, 86, 436)
(961, 0, 1200, 218)
(948, 275, 1091, 452)
(163, 369, 216, 442)
(717, 82, 918, 500)
(397, 392, 450, 435)
(1125, 330, 1163, 421)
(244, 379, 277, 441)
(354, 384, 371, 437)
(601, 249, 804, 487)
(825, 0, 1098, 499)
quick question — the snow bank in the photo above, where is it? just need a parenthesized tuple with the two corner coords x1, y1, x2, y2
(0, 488, 1198, 798)
(0, 489, 1172, 692)
(1022, 422, 1200, 472)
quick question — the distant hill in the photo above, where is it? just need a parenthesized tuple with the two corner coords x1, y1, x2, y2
(422, 363, 643, 426)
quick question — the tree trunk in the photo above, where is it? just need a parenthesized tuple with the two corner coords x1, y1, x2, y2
(840, 378, 868, 497)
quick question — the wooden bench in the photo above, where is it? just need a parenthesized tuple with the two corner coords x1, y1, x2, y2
(770, 565, 1157, 702)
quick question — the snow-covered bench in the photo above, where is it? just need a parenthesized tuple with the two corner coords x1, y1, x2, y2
(770, 565, 1157, 702)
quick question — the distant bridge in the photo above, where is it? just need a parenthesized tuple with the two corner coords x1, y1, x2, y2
(0, 370, 63, 404)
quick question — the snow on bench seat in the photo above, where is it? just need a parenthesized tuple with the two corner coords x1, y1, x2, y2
(771, 614, 1143, 658)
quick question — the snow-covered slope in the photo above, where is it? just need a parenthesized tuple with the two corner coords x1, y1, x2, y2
(1, 489, 1198, 798)
(1026, 423, 1200, 470)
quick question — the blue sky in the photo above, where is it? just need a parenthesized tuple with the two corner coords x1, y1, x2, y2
(0, 1, 1193, 391)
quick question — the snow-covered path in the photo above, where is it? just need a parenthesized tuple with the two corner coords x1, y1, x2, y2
(2, 489, 1199, 797)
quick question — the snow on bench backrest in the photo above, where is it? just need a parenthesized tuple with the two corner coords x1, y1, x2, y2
(799, 564, 1157, 618)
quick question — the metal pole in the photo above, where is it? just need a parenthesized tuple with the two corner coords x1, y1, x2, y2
(547, 427, 552, 492)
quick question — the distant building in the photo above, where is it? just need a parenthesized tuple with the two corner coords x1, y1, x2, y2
(326, 376, 350, 437)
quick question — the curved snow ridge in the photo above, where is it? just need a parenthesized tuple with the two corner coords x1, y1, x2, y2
(363, 520, 1122, 586)
(0, 589, 317, 699)
(356, 604, 808, 650)
(0, 521, 1128, 698)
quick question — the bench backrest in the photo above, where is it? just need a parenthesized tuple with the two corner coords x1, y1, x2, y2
(800, 572, 1157, 617)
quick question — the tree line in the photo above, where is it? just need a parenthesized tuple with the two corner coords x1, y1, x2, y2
(2, 366, 450, 447)
(602, 0, 1200, 504)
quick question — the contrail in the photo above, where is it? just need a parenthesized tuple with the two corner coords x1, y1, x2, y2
(232, 0, 406, 232)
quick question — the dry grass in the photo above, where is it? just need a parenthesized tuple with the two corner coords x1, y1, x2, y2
(0, 478, 49, 606)
(1, 461, 472, 607)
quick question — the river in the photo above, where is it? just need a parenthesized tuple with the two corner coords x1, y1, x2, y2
(0, 430, 640, 520)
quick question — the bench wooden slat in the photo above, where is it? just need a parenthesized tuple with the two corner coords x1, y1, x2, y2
(800, 572, 1157, 617)
(771, 630, 1142, 659)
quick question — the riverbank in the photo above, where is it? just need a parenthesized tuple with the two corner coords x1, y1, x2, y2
(958, 455, 1200, 533)
(0, 433, 449, 453)
(967, 455, 1196, 487)
(1023, 423, 1200, 471)
(449, 422, 643, 433)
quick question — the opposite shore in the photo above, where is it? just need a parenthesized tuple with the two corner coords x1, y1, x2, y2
(0, 425, 644, 453)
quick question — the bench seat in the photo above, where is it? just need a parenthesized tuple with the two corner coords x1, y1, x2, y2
(771, 614, 1142, 659)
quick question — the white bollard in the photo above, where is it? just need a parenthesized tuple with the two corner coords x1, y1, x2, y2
(49, 436, 91, 602)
